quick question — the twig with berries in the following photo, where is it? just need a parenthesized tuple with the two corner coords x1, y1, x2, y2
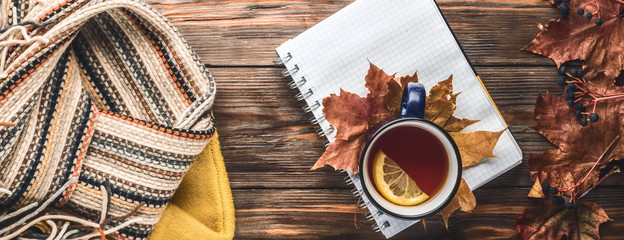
(555, 0, 604, 25)
(557, 66, 624, 126)
(541, 135, 620, 209)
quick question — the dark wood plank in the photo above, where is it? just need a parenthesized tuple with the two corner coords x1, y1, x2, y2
(232, 188, 624, 239)
(146, 0, 559, 67)
(210, 66, 624, 189)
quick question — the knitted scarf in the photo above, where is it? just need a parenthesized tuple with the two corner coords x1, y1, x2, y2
(0, 0, 216, 239)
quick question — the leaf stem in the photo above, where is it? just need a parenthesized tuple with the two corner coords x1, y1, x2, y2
(557, 135, 620, 194)
(594, 93, 624, 101)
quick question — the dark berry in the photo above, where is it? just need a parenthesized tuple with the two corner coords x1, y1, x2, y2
(580, 117, 588, 126)
(550, 187, 559, 195)
(570, 68, 582, 77)
(572, 203, 578, 209)
(558, 66, 567, 75)
(577, 8, 584, 15)
(560, 4, 570, 17)
(566, 91, 575, 100)
(542, 181, 550, 194)
(575, 109, 582, 117)
(590, 113, 599, 122)
(567, 99, 575, 107)
(564, 202, 574, 209)
(575, 102, 583, 110)
(596, 19, 603, 25)
(566, 83, 576, 91)
(558, 75, 566, 86)
(551, 196, 565, 205)
(586, 12, 593, 19)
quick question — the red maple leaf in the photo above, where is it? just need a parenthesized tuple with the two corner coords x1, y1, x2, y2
(529, 76, 624, 195)
(524, 0, 624, 81)
(312, 63, 394, 173)
(312, 89, 391, 173)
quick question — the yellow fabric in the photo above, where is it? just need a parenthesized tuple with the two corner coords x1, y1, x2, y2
(149, 131, 235, 240)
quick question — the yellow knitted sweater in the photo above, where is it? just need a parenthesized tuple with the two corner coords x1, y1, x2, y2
(149, 132, 236, 240)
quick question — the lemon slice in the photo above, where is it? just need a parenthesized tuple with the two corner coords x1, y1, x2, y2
(372, 150, 429, 206)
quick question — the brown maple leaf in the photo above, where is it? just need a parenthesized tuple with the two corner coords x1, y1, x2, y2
(422, 76, 477, 132)
(365, 62, 395, 98)
(313, 64, 395, 173)
(313, 89, 391, 173)
(450, 129, 506, 168)
(439, 178, 475, 229)
(324, 89, 391, 141)
(312, 137, 365, 172)
(443, 116, 480, 132)
(515, 198, 611, 240)
(529, 77, 624, 195)
(384, 72, 419, 115)
(524, 0, 624, 81)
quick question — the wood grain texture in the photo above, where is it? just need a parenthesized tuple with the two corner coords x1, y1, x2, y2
(142, 0, 624, 239)
(146, 0, 558, 66)
(232, 188, 624, 239)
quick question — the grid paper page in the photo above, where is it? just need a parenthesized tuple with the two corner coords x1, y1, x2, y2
(276, 0, 523, 238)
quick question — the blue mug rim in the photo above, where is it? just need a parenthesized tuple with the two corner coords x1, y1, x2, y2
(357, 117, 462, 219)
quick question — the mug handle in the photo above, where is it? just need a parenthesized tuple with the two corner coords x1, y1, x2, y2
(400, 82, 426, 119)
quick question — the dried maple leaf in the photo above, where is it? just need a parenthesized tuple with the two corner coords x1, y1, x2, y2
(384, 72, 419, 115)
(524, 0, 624, 81)
(324, 89, 390, 141)
(426, 99, 456, 127)
(529, 77, 624, 195)
(450, 129, 505, 168)
(313, 89, 391, 173)
(312, 137, 365, 172)
(515, 198, 610, 240)
(422, 76, 477, 132)
(439, 178, 475, 229)
(365, 62, 395, 98)
(443, 116, 479, 132)
(424, 76, 459, 128)
(313, 64, 395, 173)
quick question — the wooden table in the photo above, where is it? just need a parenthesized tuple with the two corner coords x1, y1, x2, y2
(148, 0, 624, 239)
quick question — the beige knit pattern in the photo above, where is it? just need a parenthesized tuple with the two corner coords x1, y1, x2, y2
(0, 0, 216, 239)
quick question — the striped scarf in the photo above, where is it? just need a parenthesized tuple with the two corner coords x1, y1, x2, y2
(0, 0, 216, 239)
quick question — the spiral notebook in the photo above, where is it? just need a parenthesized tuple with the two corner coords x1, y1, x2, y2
(275, 0, 523, 238)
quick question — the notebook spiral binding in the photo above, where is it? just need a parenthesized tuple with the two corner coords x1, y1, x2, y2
(273, 52, 292, 65)
(295, 88, 314, 101)
(347, 173, 391, 233)
(275, 54, 332, 131)
(371, 218, 390, 233)
(281, 64, 299, 77)
(302, 99, 320, 113)
(289, 76, 307, 89)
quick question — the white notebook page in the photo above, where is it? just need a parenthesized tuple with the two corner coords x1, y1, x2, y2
(276, 0, 523, 238)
